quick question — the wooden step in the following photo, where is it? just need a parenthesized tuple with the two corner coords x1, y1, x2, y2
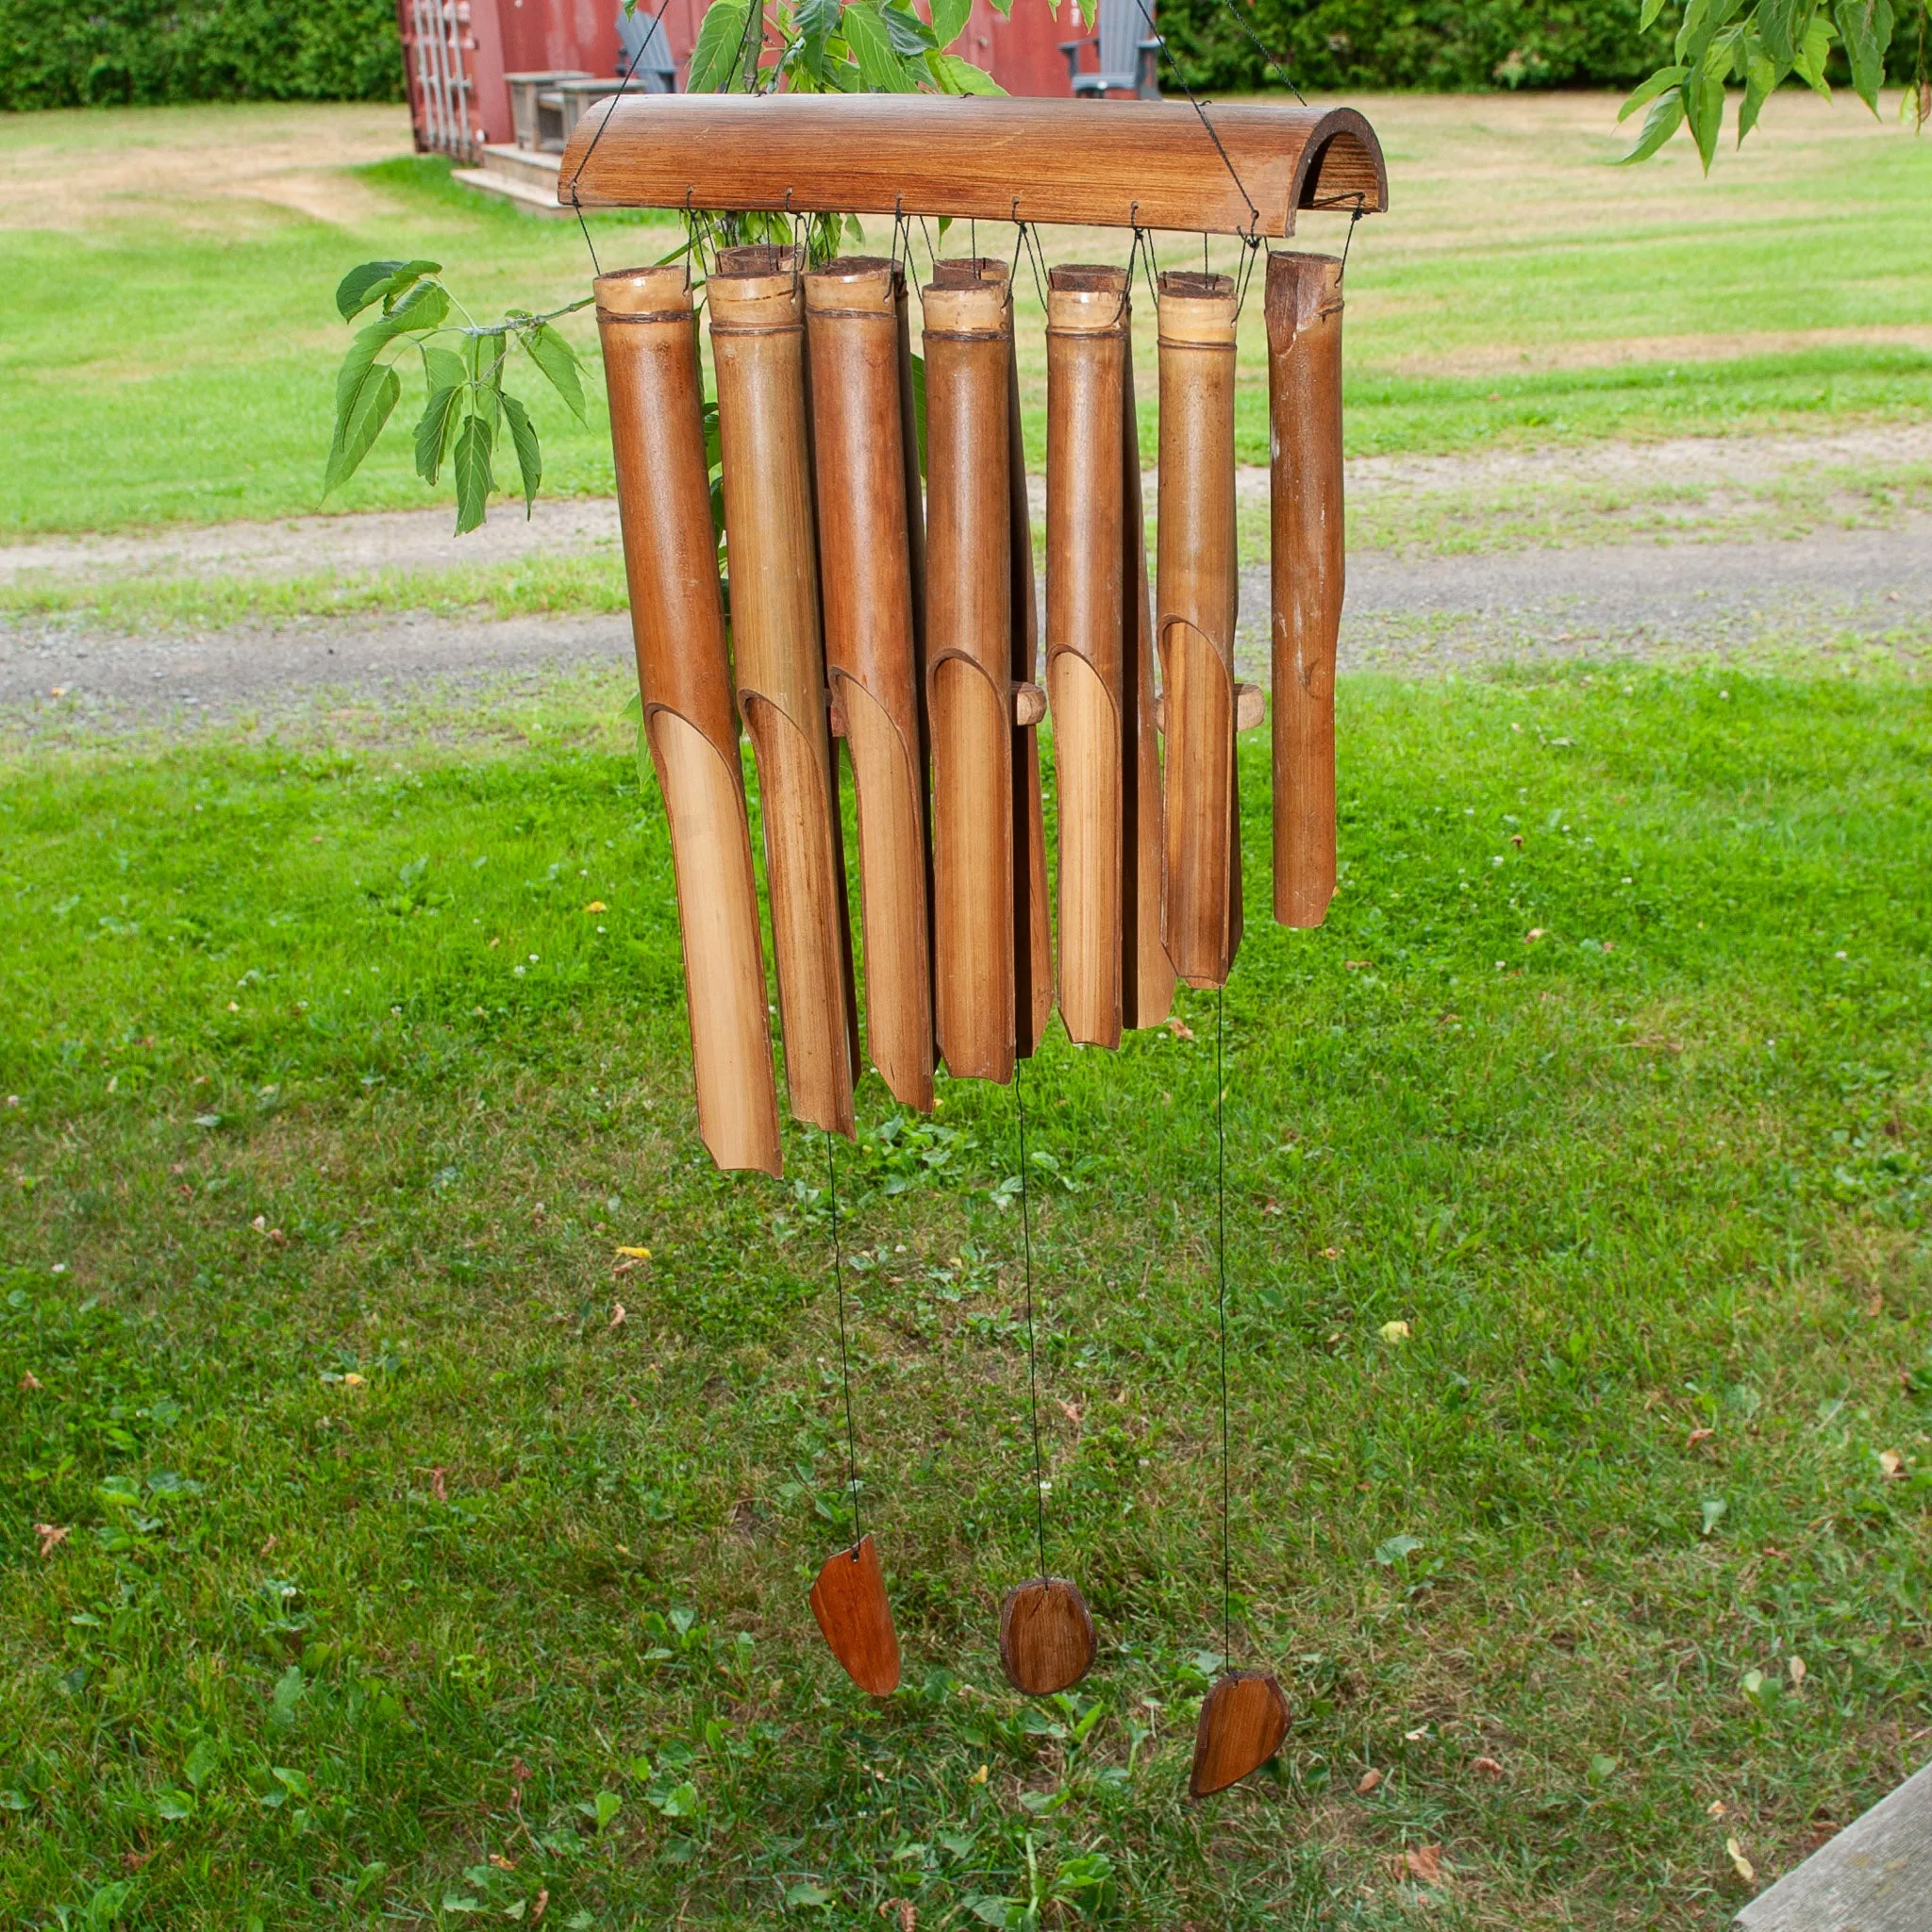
(477, 143, 564, 192)
(451, 165, 568, 218)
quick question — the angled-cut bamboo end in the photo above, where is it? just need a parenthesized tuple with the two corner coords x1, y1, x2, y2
(1046, 263, 1128, 337)
(648, 712, 782, 1177)
(998, 1578, 1095, 1696)
(741, 695, 857, 1139)
(1191, 1670, 1291, 1798)
(594, 261, 693, 318)
(1264, 249, 1345, 346)
(808, 1535, 900, 1697)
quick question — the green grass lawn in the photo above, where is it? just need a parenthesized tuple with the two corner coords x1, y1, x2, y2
(3, 93, 1931, 536)
(3, 663, 1928, 1927)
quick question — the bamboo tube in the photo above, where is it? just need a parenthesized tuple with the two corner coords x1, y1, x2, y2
(1155, 270, 1241, 991)
(1045, 266, 1127, 1049)
(804, 257, 933, 1113)
(709, 244, 858, 1138)
(596, 264, 781, 1176)
(1266, 252, 1345, 930)
(923, 263, 1017, 1083)
(1120, 299, 1177, 1030)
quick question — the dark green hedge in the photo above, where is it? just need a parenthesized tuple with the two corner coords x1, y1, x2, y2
(0, 0, 404, 111)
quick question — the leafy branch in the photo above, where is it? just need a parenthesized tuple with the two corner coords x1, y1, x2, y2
(324, 259, 590, 532)
(1619, 0, 1930, 169)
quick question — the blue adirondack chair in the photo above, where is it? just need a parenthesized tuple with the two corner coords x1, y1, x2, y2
(1061, 0, 1162, 99)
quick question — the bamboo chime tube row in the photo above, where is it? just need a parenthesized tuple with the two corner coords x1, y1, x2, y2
(595, 264, 782, 1175)
(708, 244, 858, 1137)
(803, 258, 934, 1113)
(1266, 251, 1345, 929)
(1155, 271, 1241, 991)
(1045, 268, 1125, 1048)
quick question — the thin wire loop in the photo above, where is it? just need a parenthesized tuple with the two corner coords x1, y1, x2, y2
(1015, 1063, 1050, 1584)
(1128, 0, 1262, 241)
(825, 1129, 864, 1549)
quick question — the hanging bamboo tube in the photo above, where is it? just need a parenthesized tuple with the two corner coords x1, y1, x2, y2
(596, 264, 781, 1175)
(1266, 251, 1345, 930)
(709, 244, 858, 1138)
(1045, 266, 1127, 1048)
(922, 259, 1035, 1084)
(1156, 270, 1241, 990)
(804, 257, 934, 1113)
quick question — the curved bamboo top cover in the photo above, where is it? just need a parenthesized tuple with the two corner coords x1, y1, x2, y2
(804, 256, 934, 1112)
(558, 95, 1388, 239)
(595, 260, 782, 1176)
(595, 263, 736, 753)
(1266, 250, 1345, 932)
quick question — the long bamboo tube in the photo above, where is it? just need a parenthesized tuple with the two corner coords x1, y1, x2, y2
(709, 244, 858, 1137)
(1120, 295, 1176, 1030)
(596, 264, 781, 1175)
(923, 263, 1017, 1083)
(804, 257, 933, 1112)
(1266, 251, 1345, 930)
(1045, 266, 1126, 1048)
(1156, 270, 1241, 990)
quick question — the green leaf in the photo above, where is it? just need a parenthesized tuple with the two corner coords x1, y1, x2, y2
(421, 343, 466, 393)
(1701, 1496, 1727, 1535)
(785, 1883, 833, 1910)
(414, 383, 464, 484)
(688, 0, 752, 91)
(842, 3, 919, 89)
(1374, 1533, 1425, 1566)
(929, 51, 1005, 92)
(1674, 0, 1742, 66)
(1686, 64, 1727, 171)
(931, 0, 971, 47)
(524, 323, 587, 423)
(1640, 0, 1667, 27)
(1833, 0, 1894, 111)
(183, 1737, 222, 1790)
(350, 1861, 388, 1904)
(1792, 9, 1836, 91)
(1758, 0, 1807, 64)
(454, 411, 497, 534)
(1616, 86, 1687, 162)
(1739, 41, 1780, 140)
(500, 393, 542, 514)
(880, 0, 938, 56)
(336, 258, 441, 322)
(1617, 62, 1689, 119)
(325, 363, 400, 496)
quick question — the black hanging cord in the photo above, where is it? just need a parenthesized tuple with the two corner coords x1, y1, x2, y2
(824, 1129, 864, 1549)
(563, 0, 681, 275)
(1215, 985, 1232, 1664)
(1014, 1063, 1050, 1584)
(1128, 0, 1261, 242)
(1338, 191, 1368, 278)
(1214, 0, 1307, 105)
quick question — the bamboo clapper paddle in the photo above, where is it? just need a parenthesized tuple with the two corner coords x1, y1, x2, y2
(998, 1577, 1096, 1696)
(808, 1533, 900, 1697)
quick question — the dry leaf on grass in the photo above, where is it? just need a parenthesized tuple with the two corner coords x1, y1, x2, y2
(1164, 1017, 1194, 1041)
(1878, 1449, 1906, 1479)
(608, 1303, 626, 1328)
(1471, 1757, 1504, 1779)
(1401, 1844, 1444, 1886)
(34, 1524, 69, 1557)
(429, 1467, 448, 1503)
(1356, 1767, 1383, 1794)
(877, 1904, 916, 1932)
(1688, 1427, 1716, 1446)
(1056, 1400, 1081, 1425)
(1788, 1656, 1807, 1688)
(1726, 1836, 1755, 1883)
(19, 1372, 41, 1391)
(616, 1245, 651, 1259)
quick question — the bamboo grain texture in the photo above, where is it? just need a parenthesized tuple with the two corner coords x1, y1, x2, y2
(595, 264, 781, 1176)
(805, 258, 934, 1112)
(709, 244, 858, 1138)
(1267, 251, 1346, 930)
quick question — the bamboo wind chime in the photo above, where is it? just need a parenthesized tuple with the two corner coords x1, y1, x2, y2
(576, 94, 1383, 1796)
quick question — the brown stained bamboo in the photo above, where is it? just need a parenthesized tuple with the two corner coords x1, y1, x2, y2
(1155, 271, 1241, 991)
(596, 264, 781, 1177)
(559, 96, 1388, 238)
(805, 258, 934, 1113)
(1120, 309, 1177, 1031)
(709, 244, 858, 1138)
(1266, 251, 1346, 930)
(922, 264, 1016, 1084)
(1045, 267, 1128, 1049)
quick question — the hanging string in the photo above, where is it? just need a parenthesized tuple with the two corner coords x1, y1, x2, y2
(562, 0, 682, 275)
(1215, 984, 1232, 1665)
(824, 1128, 864, 1549)
(1014, 1063, 1050, 1584)
(1134, 224, 1161, 315)
(1234, 231, 1264, 317)
(1128, 0, 1261, 242)
(1338, 191, 1368, 278)
(1213, 0, 1307, 105)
